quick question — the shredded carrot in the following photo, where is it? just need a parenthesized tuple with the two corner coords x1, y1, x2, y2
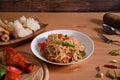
(58, 34, 65, 39)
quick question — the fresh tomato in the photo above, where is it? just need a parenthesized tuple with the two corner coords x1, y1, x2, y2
(38, 42, 46, 56)
(38, 42, 46, 51)
(0, 67, 6, 79)
(5, 72, 20, 80)
(6, 66, 22, 75)
(65, 57, 70, 63)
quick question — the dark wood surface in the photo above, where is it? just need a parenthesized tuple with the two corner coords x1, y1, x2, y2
(0, 0, 120, 12)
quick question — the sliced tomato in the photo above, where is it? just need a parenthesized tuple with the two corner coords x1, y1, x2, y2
(5, 72, 20, 80)
(6, 66, 22, 75)
(38, 42, 46, 51)
(65, 57, 70, 63)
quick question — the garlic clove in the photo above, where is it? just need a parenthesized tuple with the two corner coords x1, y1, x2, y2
(96, 72, 104, 78)
(111, 60, 118, 63)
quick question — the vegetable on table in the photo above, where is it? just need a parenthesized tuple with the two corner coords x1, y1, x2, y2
(109, 49, 120, 55)
(96, 72, 104, 78)
(104, 64, 120, 69)
(106, 70, 115, 79)
(106, 70, 120, 79)
(110, 60, 118, 63)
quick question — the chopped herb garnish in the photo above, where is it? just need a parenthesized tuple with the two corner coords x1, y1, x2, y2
(53, 40, 59, 44)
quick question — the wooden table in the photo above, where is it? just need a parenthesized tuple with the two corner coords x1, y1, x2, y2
(0, 12, 120, 80)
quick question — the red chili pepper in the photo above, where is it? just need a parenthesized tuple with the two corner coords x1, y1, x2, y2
(104, 64, 118, 69)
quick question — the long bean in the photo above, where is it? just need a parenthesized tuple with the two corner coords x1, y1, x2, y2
(62, 41, 75, 47)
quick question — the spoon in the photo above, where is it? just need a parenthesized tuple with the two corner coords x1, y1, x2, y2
(102, 24, 120, 35)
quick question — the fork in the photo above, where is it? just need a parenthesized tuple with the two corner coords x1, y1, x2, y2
(97, 32, 120, 43)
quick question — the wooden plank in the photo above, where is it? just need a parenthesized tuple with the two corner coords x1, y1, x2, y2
(0, 0, 120, 12)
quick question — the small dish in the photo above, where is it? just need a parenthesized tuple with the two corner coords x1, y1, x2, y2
(0, 23, 47, 46)
(31, 30, 94, 65)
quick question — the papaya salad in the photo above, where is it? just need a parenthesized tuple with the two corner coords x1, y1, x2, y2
(38, 34, 86, 63)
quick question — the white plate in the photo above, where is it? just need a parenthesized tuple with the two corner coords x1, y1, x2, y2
(31, 30, 94, 65)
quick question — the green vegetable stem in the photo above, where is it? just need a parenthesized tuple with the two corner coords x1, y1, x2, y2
(62, 41, 75, 47)
(109, 49, 120, 55)
(106, 70, 115, 79)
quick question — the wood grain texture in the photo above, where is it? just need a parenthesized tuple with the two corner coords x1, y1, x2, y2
(1, 12, 120, 80)
(0, 0, 120, 12)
